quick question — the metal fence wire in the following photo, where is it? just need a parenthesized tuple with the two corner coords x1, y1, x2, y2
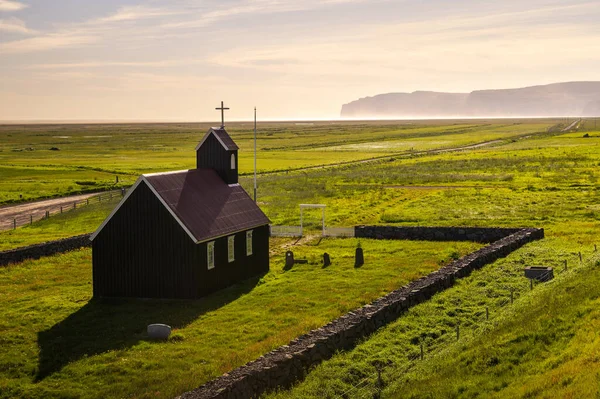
(331, 251, 597, 399)
(2, 189, 125, 232)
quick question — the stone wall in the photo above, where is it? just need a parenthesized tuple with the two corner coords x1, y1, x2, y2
(355, 225, 523, 243)
(0, 234, 91, 267)
(178, 227, 544, 399)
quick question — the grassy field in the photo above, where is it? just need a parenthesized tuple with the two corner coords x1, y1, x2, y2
(267, 238, 597, 399)
(259, 123, 600, 398)
(1, 118, 599, 398)
(0, 238, 480, 399)
(0, 119, 554, 204)
(0, 197, 120, 251)
(382, 251, 600, 399)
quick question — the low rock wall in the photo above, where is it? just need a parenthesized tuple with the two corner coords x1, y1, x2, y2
(179, 227, 544, 399)
(0, 234, 91, 267)
(355, 225, 523, 243)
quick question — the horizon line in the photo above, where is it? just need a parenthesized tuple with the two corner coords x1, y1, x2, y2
(0, 115, 590, 125)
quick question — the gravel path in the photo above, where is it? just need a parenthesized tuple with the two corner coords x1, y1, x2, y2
(0, 193, 101, 231)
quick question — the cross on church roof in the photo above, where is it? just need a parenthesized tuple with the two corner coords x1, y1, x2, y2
(215, 101, 230, 128)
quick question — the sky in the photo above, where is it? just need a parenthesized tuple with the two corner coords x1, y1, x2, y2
(0, 0, 599, 121)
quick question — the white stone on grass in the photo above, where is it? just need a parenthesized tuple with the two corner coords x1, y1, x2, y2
(147, 324, 172, 340)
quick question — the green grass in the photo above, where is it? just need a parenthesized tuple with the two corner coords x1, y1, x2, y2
(266, 237, 597, 399)
(2, 118, 600, 398)
(258, 121, 600, 399)
(381, 251, 600, 399)
(0, 197, 120, 251)
(0, 120, 552, 204)
(0, 238, 480, 399)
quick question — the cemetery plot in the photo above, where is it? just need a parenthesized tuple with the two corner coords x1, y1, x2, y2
(266, 237, 590, 399)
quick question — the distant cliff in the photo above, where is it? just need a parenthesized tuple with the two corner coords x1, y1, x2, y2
(341, 82, 600, 118)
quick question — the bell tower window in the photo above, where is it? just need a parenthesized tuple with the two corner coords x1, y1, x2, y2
(231, 153, 236, 170)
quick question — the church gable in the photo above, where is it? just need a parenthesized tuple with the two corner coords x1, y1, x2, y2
(91, 169, 269, 244)
(90, 175, 197, 243)
(195, 128, 239, 152)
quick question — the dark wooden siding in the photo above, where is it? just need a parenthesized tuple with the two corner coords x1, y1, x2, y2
(196, 133, 238, 184)
(92, 182, 269, 299)
(203, 225, 270, 295)
(93, 182, 200, 299)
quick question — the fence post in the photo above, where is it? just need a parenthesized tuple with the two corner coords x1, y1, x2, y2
(87, 198, 89, 205)
(510, 289, 514, 304)
(456, 325, 460, 341)
(565, 259, 568, 271)
(376, 364, 384, 391)
(13, 218, 16, 229)
(30, 215, 33, 225)
(579, 251, 582, 262)
(485, 307, 489, 320)
(73, 202, 76, 209)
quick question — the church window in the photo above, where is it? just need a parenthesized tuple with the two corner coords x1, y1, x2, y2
(231, 153, 236, 169)
(207, 241, 215, 269)
(246, 230, 253, 256)
(228, 235, 235, 262)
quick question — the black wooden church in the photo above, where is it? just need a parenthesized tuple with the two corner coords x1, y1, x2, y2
(90, 108, 270, 299)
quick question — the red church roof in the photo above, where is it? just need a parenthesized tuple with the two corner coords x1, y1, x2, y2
(90, 169, 269, 243)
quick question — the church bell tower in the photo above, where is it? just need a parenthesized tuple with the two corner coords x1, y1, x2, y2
(195, 102, 239, 184)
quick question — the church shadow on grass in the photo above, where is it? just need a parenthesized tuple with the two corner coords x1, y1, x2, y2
(36, 273, 265, 381)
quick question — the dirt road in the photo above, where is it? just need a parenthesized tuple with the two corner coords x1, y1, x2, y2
(562, 119, 581, 132)
(0, 193, 100, 231)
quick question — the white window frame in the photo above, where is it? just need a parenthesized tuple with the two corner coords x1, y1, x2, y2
(246, 230, 253, 256)
(228, 235, 235, 263)
(230, 153, 236, 169)
(207, 241, 215, 270)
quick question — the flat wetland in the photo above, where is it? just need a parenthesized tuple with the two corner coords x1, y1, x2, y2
(1, 118, 599, 398)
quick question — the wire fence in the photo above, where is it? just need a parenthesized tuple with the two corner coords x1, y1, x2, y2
(270, 225, 303, 237)
(324, 227, 355, 237)
(330, 248, 598, 399)
(2, 189, 125, 232)
(270, 226, 355, 238)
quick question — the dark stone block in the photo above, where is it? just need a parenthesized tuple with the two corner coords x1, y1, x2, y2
(355, 247, 364, 268)
(0, 234, 92, 267)
(524, 266, 554, 281)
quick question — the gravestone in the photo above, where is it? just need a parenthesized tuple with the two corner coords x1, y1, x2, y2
(524, 266, 553, 281)
(147, 324, 171, 340)
(355, 247, 364, 268)
(323, 253, 331, 267)
(285, 251, 295, 268)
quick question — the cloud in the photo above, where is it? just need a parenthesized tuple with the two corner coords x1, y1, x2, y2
(0, 33, 96, 54)
(0, 0, 26, 12)
(159, 0, 374, 30)
(0, 17, 35, 34)
(26, 59, 206, 69)
(94, 5, 182, 24)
